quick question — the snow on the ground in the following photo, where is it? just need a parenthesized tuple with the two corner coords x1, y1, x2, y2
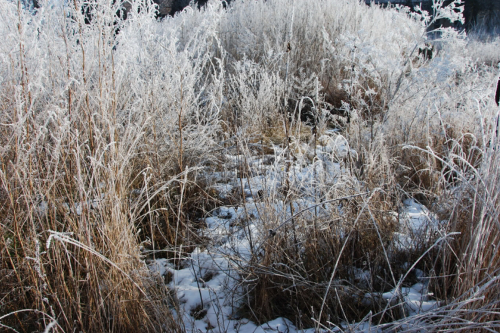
(394, 198, 443, 251)
(148, 133, 440, 332)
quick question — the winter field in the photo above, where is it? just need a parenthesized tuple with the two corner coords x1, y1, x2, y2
(1, 0, 500, 331)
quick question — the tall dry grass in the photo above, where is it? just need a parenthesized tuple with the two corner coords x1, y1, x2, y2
(0, 0, 221, 331)
(1, 0, 500, 331)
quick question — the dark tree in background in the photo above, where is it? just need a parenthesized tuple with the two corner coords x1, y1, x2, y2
(464, 0, 500, 33)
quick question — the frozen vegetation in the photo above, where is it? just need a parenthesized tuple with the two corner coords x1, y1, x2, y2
(1, 0, 500, 332)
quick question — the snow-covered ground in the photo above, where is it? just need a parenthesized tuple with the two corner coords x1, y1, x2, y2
(148, 134, 442, 332)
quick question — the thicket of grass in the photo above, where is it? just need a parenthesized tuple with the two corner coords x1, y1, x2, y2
(0, 0, 499, 331)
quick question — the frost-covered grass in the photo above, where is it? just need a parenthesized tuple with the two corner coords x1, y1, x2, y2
(1, 0, 499, 331)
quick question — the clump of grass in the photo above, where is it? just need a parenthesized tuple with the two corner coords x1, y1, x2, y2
(0, 0, 222, 330)
(236, 183, 432, 328)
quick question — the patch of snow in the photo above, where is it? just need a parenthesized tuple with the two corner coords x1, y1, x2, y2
(148, 145, 440, 332)
(394, 198, 443, 251)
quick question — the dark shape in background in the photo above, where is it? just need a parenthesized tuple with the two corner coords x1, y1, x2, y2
(154, 0, 231, 19)
(464, 0, 500, 34)
(418, 43, 434, 60)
